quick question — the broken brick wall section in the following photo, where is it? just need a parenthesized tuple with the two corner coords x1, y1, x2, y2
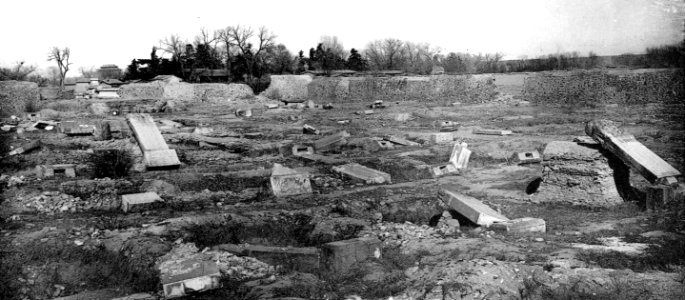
(119, 82, 254, 102)
(0, 80, 39, 117)
(522, 69, 684, 105)
(307, 75, 497, 103)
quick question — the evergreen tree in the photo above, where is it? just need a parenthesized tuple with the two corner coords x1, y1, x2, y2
(346, 48, 367, 71)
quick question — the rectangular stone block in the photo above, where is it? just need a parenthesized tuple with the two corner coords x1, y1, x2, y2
(332, 163, 391, 184)
(270, 163, 312, 197)
(121, 192, 164, 213)
(511, 150, 542, 165)
(431, 132, 453, 144)
(432, 164, 459, 177)
(384, 135, 420, 146)
(321, 237, 381, 273)
(161, 260, 221, 299)
(127, 113, 169, 152)
(303, 124, 320, 135)
(59, 121, 97, 136)
(490, 217, 546, 233)
(8, 140, 40, 156)
(36, 164, 76, 178)
(439, 189, 509, 227)
(292, 145, 314, 156)
(314, 131, 350, 152)
(144, 149, 181, 169)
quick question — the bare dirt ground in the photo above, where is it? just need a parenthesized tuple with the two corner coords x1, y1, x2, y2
(1, 80, 684, 300)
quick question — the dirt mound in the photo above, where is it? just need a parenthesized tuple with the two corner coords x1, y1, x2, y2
(307, 75, 496, 103)
(0, 80, 39, 116)
(193, 83, 254, 102)
(261, 75, 312, 100)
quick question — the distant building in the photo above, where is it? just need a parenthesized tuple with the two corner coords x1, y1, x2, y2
(98, 64, 123, 79)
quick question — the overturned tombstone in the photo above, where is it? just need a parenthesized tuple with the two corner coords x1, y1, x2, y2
(586, 119, 681, 185)
(314, 131, 350, 152)
(270, 163, 313, 197)
(438, 189, 508, 227)
(333, 163, 391, 184)
(530, 141, 629, 207)
(127, 113, 180, 169)
(449, 142, 471, 169)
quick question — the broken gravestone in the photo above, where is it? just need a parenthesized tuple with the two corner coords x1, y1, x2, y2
(270, 163, 313, 197)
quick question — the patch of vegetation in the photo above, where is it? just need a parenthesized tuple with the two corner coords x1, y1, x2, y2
(0, 239, 158, 300)
(89, 148, 134, 178)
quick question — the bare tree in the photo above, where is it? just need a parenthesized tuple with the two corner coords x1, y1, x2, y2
(80, 66, 98, 78)
(47, 47, 72, 94)
(218, 27, 237, 81)
(0, 61, 36, 81)
(319, 35, 346, 60)
(225, 25, 276, 81)
(364, 38, 405, 70)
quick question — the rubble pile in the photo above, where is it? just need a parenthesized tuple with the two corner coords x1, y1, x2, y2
(17, 191, 85, 213)
(361, 221, 445, 246)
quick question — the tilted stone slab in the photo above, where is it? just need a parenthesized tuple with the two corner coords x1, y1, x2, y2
(127, 113, 169, 151)
(586, 119, 681, 184)
(449, 142, 472, 169)
(314, 131, 350, 152)
(438, 189, 509, 227)
(384, 135, 420, 146)
(332, 163, 391, 184)
(144, 149, 181, 169)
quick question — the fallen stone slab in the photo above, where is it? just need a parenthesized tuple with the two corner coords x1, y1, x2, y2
(449, 142, 471, 169)
(321, 237, 381, 273)
(432, 163, 459, 177)
(314, 131, 350, 152)
(270, 163, 313, 197)
(303, 124, 320, 135)
(490, 217, 546, 233)
(355, 109, 374, 115)
(473, 128, 513, 136)
(121, 192, 164, 213)
(35, 164, 76, 178)
(510, 150, 542, 165)
(431, 132, 453, 144)
(8, 139, 40, 156)
(438, 189, 509, 227)
(573, 136, 599, 145)
(384, 135, 420, 146)
(161, 259, 221, 299)
(59, 121, 96, 136)
(265, 103, 279, 109)
(127, 113, 180, 169)
(376, 140, 395, 149)
(586, 119, 681, 184)
(333, 163, 392, 184)
(213, 243, 320, 273)
(297, 153, 347, 165)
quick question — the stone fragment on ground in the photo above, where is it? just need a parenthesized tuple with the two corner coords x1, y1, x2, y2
(438, 188, 509, 226)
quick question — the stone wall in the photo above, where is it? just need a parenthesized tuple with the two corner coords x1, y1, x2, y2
(0, 80, 39, 117)
(523, 69, 684, 105)
(307, 75, 497, 103)
(261, 75, 312, 101)
(119, 82, 254, 102)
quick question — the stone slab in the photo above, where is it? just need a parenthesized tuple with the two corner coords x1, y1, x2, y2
(432, 164, 459, 177)
(449, 142, 471, 169)
(384, 135, 420, 146)
(127, 113, 169, 152)
(314, 131, 350, 152)
(143, 149, 181, 169)
(59, 121, 96, 136)
(511, 150, 542, 164)
(292, 145, 314, 156)
(161, 259, 221, 299)
(332, 163, 391, 184)
(439, 189, 509, 227)
(490, 217, 546, 233)
(431, 132, 453, 144)
(473, 128, 513, 136)
(121, 192, 163, 213)
(321, 237, 381, 273)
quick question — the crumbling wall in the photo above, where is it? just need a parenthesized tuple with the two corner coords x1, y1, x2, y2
(523, 69, 684, 105)
(119, 82, 254, 102)
(530, 141, 628, 207)
(0, 80, 39, 117)
(307, 75, 497, 103)
(261, 75, 312, 100)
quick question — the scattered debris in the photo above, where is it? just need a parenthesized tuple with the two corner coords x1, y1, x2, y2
(270, 163, 313, 197)
(121, 192, 164, 213)
(572, 237, 649, 256)
(297, 153, 347, 165)
(438, 189, 509, 227)
(333, 163, 392, 184)
(473, 128, 513, 136)
(510, 150, 541, 164)
(586, 119, 681, 184)
(432, 164, 459, 177)
(161, 259, 222, 299)
(213, 243, 320, 273)
(491, 217, 546, 233)
(449, 142, 471, 169)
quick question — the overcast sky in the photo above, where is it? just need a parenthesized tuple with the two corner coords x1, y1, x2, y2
(1, 0, 682, 76)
